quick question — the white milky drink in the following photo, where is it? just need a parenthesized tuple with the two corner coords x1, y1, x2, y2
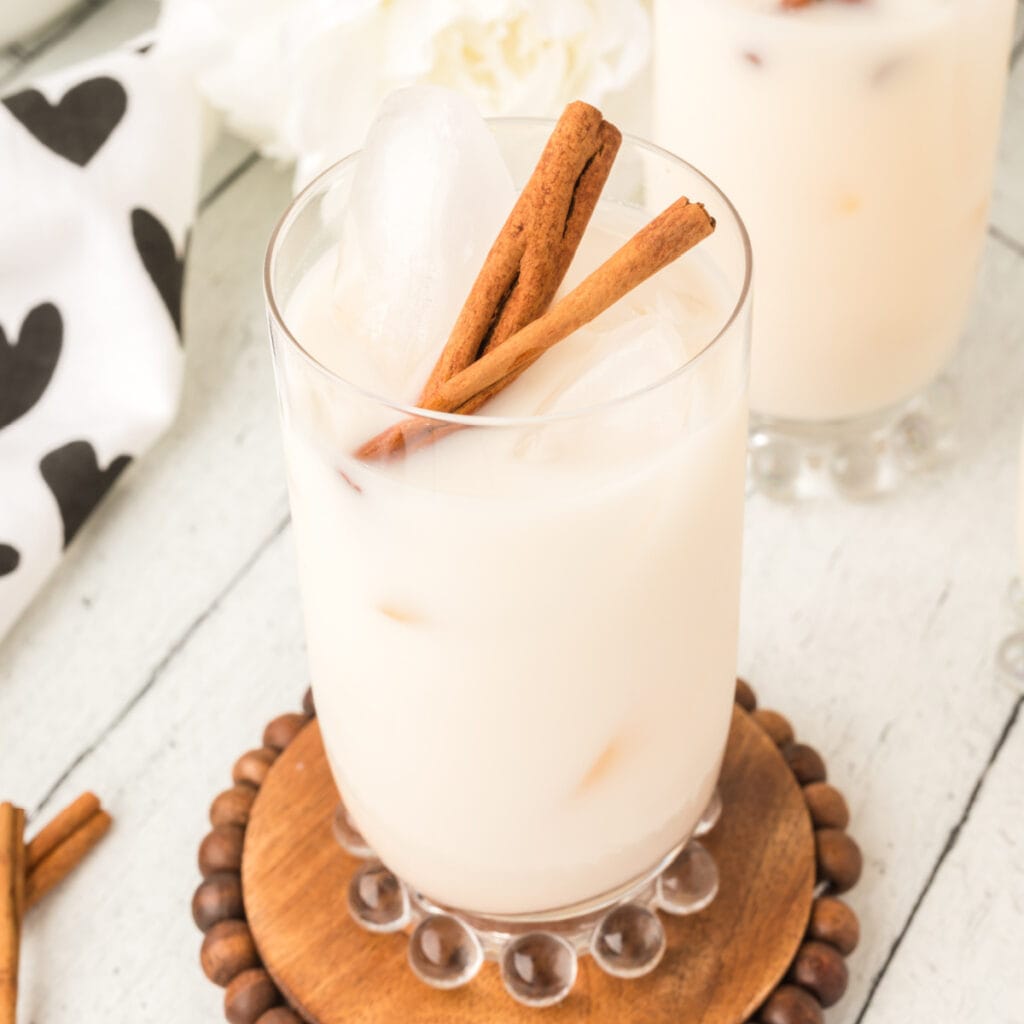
(654, 0, 1015, 423)
(266, 97, 752, 917)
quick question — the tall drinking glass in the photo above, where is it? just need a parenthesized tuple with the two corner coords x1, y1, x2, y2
(265, 122, 752, 1002)
(654, 0, 1015, 498)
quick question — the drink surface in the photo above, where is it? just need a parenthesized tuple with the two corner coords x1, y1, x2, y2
(279, 197, 749, 914)
(654, 0, 1014, 422)
(298, 209, 728, 417)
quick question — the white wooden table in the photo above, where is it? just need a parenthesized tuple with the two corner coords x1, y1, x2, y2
(1, 3, 1023, 1021)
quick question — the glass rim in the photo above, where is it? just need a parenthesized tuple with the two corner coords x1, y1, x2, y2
(263, 115, 753, 429)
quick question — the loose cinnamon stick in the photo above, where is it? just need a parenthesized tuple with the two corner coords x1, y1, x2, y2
(0, 803, 25, 1024)
(418, 101, 621, 403)
(25, 792, 99, 873)
(25, 809, 112, 911)
(357, 196, 716, 459)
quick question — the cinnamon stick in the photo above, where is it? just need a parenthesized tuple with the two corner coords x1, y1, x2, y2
(0, 803, 25, 1024)
(25, 792, 99, 873)
(0, 791, 113, 1024)
(418, 101, 621, 403)
(25, 809, 111, 911)
(357, 196, 716, 459)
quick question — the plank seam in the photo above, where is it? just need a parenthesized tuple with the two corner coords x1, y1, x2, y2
(200, 151, 261, 212)
(852, 692, 1024, 1023)
(0, 0, 114, 90)
(989, 224, 1024, 260)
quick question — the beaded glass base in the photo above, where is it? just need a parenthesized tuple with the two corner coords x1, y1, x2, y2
(335, 790, 723, 1007)
(748, 376, 958, 501)
(195, 689, 864, 1024)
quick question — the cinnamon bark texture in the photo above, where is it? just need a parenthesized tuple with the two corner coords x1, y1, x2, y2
(357, 197, 716, 460)
(25, 792, 99, 872)
(0, 803, 25, 1024)
(25, 808, 112, 910)
(418, 101, 622, 403)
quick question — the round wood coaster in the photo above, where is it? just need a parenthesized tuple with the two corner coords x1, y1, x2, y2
(193, 683, 862, 1024)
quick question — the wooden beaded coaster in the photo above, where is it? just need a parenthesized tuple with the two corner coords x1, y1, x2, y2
(192, 681, 862, 1024)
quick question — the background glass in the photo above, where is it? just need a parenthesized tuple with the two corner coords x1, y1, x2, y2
(654, 0, 1016, 497)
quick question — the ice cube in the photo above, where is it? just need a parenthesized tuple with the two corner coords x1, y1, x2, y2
(333, 86, 516, 401)
(487, 310, 695, 466)
(541, 313, 689, 414)
(486, 304, 689, 420)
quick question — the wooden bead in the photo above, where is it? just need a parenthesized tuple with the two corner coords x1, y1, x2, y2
(760, 984, 824, 1024)
(199, 825, 245, 877)
(211, 786, 257, 829)
(782, 743, 826, 785)
(233, 748, 278, 789)
(192, 872, 244, 932)
(225, 968, 279, 1024)
(263, 713, 307, 752)
(803, 783, 850, 830)
(257, 1010, 303, 1024)
(808, 896, 860, 955)
(301, 687, 315, 717)
(751, 709, 794, 747)
(201, 919, 259, 987)
(815, 829, 863, 893)
(790, 940, 849, 1007)
(735, 677, 757, 712)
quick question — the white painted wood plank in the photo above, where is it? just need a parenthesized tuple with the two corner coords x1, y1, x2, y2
(0, 0, 158, 93)
(740, 232, 1024, 1024)
(0, 158, 294, 815)
(992, 56, 1024, 247)
(855, 705, 1024, 1022)
(199, 132, 258, 203)
(16, 530, 306, 1023)
(0, 49, 19, 80)
(0, 0, 97, 72)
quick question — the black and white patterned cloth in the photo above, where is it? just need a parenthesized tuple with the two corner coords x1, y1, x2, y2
(0, 41, 201, 637)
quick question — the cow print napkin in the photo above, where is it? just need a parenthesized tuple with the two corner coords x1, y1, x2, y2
(0, 41, 201, 639)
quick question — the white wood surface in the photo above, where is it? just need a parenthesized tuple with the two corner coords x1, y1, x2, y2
(1, 2, 1022, 1022)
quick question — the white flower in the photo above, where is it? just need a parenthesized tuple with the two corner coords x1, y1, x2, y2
(158, 0, 651, 189)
